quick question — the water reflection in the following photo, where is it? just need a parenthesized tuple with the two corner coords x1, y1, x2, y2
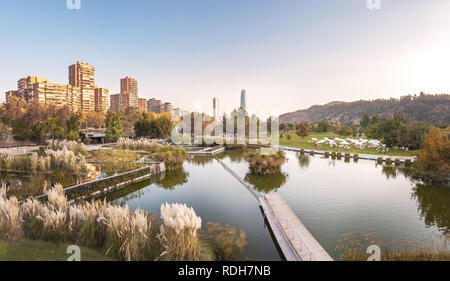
(188, 156, 214, 167)
(412, 183, 450, 234)
(297, 153, 310, 169)
(245, 172, 287, 193)
(154, 169, 189, 189)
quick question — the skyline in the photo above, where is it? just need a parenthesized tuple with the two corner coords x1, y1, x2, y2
(1, 0, 449, 114)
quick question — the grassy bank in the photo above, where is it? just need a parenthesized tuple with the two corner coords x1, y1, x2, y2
(0, 239, 114, 261)
(279, 131, 418, 157)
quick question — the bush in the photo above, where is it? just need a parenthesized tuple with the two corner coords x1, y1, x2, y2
(204, 222, 247, 261)
(244, 150, 286, 175)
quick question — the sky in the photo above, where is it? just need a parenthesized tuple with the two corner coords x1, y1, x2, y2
(0, 0, 449, 116)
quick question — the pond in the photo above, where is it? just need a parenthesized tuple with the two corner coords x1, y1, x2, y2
(106, 150, 449, 260)
(2, 162, 145, 200)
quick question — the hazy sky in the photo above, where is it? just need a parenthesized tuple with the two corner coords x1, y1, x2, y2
(0, 0, 449, 115)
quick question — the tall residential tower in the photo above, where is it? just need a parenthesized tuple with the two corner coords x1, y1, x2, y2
(69, 61, 96, 112)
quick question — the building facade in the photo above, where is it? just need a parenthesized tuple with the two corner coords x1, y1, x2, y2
(94, 88, 109, 113)
(138, 98, 147, 112)
(18, 76, 47, 103)
(5, 90, 19, 104)
(69, 61, 96, 112)
(109, 93, 129, 113)
(120, 76, 138, 108)
(32, 82, 81, 112)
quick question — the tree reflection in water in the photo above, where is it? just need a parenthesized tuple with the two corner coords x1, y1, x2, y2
(245, 172, 287, 193)
(380, 165, 450, 234)
(187, 156, 214, 167)
(297, 153, 310, 169)
(412, 183, 450, 234)
(155, 169, 189, 190)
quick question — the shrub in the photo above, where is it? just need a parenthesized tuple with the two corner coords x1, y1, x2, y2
(244, 150, 286, 175)
(204, 222, 247, 261)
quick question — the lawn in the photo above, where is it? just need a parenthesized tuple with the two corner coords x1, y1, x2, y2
(279, 131, 418, 157)
(0, 239, 114, 261)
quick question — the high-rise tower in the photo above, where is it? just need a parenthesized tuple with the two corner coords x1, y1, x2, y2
(69, 61, 96, 112)
(120, 76, 138, 108)
(240, 89, 246, 111)
(213, 97, 219, 118)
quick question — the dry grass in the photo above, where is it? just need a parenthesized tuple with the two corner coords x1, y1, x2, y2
(336, 233, 450, 261)
(0, 184, 244, 261)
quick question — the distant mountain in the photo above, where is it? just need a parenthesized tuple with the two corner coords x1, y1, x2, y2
(280, 93, 450, 126)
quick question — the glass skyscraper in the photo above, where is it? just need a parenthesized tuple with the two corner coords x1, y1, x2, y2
(240, 89, 246, 110)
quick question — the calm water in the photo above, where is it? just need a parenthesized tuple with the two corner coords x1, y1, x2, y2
(107, 151, 449, 260)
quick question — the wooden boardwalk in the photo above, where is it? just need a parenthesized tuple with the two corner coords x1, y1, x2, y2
(278, 146, 416, 163)
(260, 193, 333, 261)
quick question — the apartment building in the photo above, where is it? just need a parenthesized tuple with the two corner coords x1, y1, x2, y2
(69, 61, 96, 112)
(18, 76, 47, 103)
(94, 87, 109, 113)
(120, 76, 138, 108)
(5, 90, 19, 104)
(32, 81, 81, 111)
(109, 93, 129, 113)
(138, 98, 147, 112)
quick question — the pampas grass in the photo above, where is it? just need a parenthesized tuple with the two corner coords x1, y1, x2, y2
(157, 202, 211, 261)
(0, 183, 23, 242)
(118, 138, 161, 151)
(49, 140, 87, 156)
(0, 183, 244, 261)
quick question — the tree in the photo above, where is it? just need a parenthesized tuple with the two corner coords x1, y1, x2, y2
(339, 125, 353, 136)
(416, 127, 450, 182)
(43, 117, 65, 148)
(296, 120, 312, 137)
(134, 112, 173, 139)
(360, 113, 371, 129)
(106, 113, 124, 141)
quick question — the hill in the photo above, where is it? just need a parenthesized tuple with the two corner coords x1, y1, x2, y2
(280, 93, 450, 125)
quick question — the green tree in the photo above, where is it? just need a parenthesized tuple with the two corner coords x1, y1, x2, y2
(106, 113, 124, 141)
(43, 117, 65, 149)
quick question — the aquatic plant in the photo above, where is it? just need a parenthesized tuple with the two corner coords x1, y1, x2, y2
(151, 148, 188, 171)
(244, 149, 286, 175)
